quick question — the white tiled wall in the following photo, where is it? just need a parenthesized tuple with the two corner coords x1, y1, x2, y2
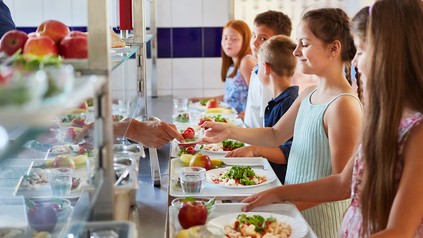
(156, 0, 230, 98)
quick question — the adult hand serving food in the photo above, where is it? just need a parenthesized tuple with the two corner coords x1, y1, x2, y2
(74, 118, 184, 148)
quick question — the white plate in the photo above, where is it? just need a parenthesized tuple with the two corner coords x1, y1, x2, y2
(208, 212, 308, 238)
(206, 167, 276, 188)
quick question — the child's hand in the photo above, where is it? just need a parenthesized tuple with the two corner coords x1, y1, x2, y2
(200, 121, 231, 143)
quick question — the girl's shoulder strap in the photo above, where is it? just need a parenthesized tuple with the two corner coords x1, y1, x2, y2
(327, 93, 363, 111)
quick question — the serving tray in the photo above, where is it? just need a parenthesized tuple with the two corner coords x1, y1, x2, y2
(168, 157, 282, 200)
(168, 203, 317, 238)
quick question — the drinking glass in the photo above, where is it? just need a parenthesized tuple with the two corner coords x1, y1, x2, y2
(179, 167, 206, 194)
(173, 98, 189, 114)
(49, 168, 73, 196)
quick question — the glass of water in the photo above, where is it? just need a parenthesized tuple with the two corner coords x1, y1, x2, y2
(179, 167, 206, 194)
(49, 168, 73, 196)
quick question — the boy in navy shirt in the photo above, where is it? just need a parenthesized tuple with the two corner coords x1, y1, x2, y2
(227, 35, 298, 183)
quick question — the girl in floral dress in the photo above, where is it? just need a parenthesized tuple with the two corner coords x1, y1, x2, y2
(191, 20, 256, 113)
(239, 0, 423, 237)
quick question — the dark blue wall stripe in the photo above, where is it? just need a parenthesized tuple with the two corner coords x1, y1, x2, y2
(157, 27, 222, 58)
(157, 28, 172, 58)
(203, 27, 223, 58)
(172, 27, 202, 58)
(16, 26, 222, 59)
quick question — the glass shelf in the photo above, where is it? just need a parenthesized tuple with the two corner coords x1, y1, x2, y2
(111, 46, 139, 70)
(0, 75, 105, 128)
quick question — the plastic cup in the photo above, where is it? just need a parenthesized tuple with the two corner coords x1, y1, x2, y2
(179, 167, 206, 194)
(49, 168, 73, 196)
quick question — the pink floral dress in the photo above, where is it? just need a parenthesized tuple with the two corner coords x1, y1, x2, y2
(340, 112, 423, 237)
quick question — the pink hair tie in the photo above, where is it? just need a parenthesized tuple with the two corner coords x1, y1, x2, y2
(368, 4, 374, 15)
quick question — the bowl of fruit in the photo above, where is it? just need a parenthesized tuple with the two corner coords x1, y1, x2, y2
(26, 198, 72, 224)
(171, 196, 216, 229)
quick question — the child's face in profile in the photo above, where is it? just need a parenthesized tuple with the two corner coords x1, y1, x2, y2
(293, 21, 334, 75)
(352, 35, 368, 86)
(250, 23, 276, 57)
(221, 27, 243, 58)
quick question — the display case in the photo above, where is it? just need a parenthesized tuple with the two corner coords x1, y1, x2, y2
(0, 0, 150, 237)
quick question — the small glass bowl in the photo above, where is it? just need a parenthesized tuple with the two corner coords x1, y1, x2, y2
(28, 198, 72, 222)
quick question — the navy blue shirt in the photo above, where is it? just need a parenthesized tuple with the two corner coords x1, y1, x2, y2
(264, 86, 299, 184)
(0, 0, 15, 38)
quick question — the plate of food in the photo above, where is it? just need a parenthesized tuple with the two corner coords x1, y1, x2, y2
(206, 166, 276, 188)
(208, 212, 308, 238)
(203, 139, 245, 154)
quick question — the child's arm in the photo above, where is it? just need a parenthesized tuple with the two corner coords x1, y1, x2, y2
(326, 95, 363, 174)
(370, 123, 423, 238)
(202, 87, 312, 146)
(226, 145, 288, 165)
(241, 157, 354, 212)
(239, 55, 257, 86)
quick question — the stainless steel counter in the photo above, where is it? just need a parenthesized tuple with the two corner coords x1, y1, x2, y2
(135, 96, 174, 238)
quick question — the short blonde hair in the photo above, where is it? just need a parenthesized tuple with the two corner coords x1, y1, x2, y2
(257, 35, 297, 77)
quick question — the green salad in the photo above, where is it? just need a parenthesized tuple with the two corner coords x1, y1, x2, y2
(222, 139, 245, 151)
(236, 214, 276, 233)
(221, 166, 257, 185)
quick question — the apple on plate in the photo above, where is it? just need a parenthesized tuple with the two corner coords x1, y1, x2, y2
(206, 99, 219, 109)
(36, 20, 70, 45)
(59, 35, 88, 59)
(53, 155, 76, 169)
(189, 153, 212, 170)
(23, 35, 58, 57)
(0, 30, 28, 56)
(177, 201, 207, 229)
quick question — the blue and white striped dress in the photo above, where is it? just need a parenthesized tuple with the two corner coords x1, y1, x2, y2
(285, 89, 360, 238)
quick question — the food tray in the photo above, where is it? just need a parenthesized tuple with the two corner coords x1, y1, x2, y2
(13, 160, 89, 200)
(168, 203, 317, 238)
(168, 157, 282, 199)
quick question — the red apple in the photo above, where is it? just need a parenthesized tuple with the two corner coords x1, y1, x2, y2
(59, 35, 88, 59)
(69, 30, 87, 38)
(206, 100, 219, 108)
(177, 201, 207, 229)
(53, 155, 76, 169)
(189, 153, 212, 170)
(36, 20, 70, 45)
(0, 30, 28, 56)
(23, 35, 58, 56)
